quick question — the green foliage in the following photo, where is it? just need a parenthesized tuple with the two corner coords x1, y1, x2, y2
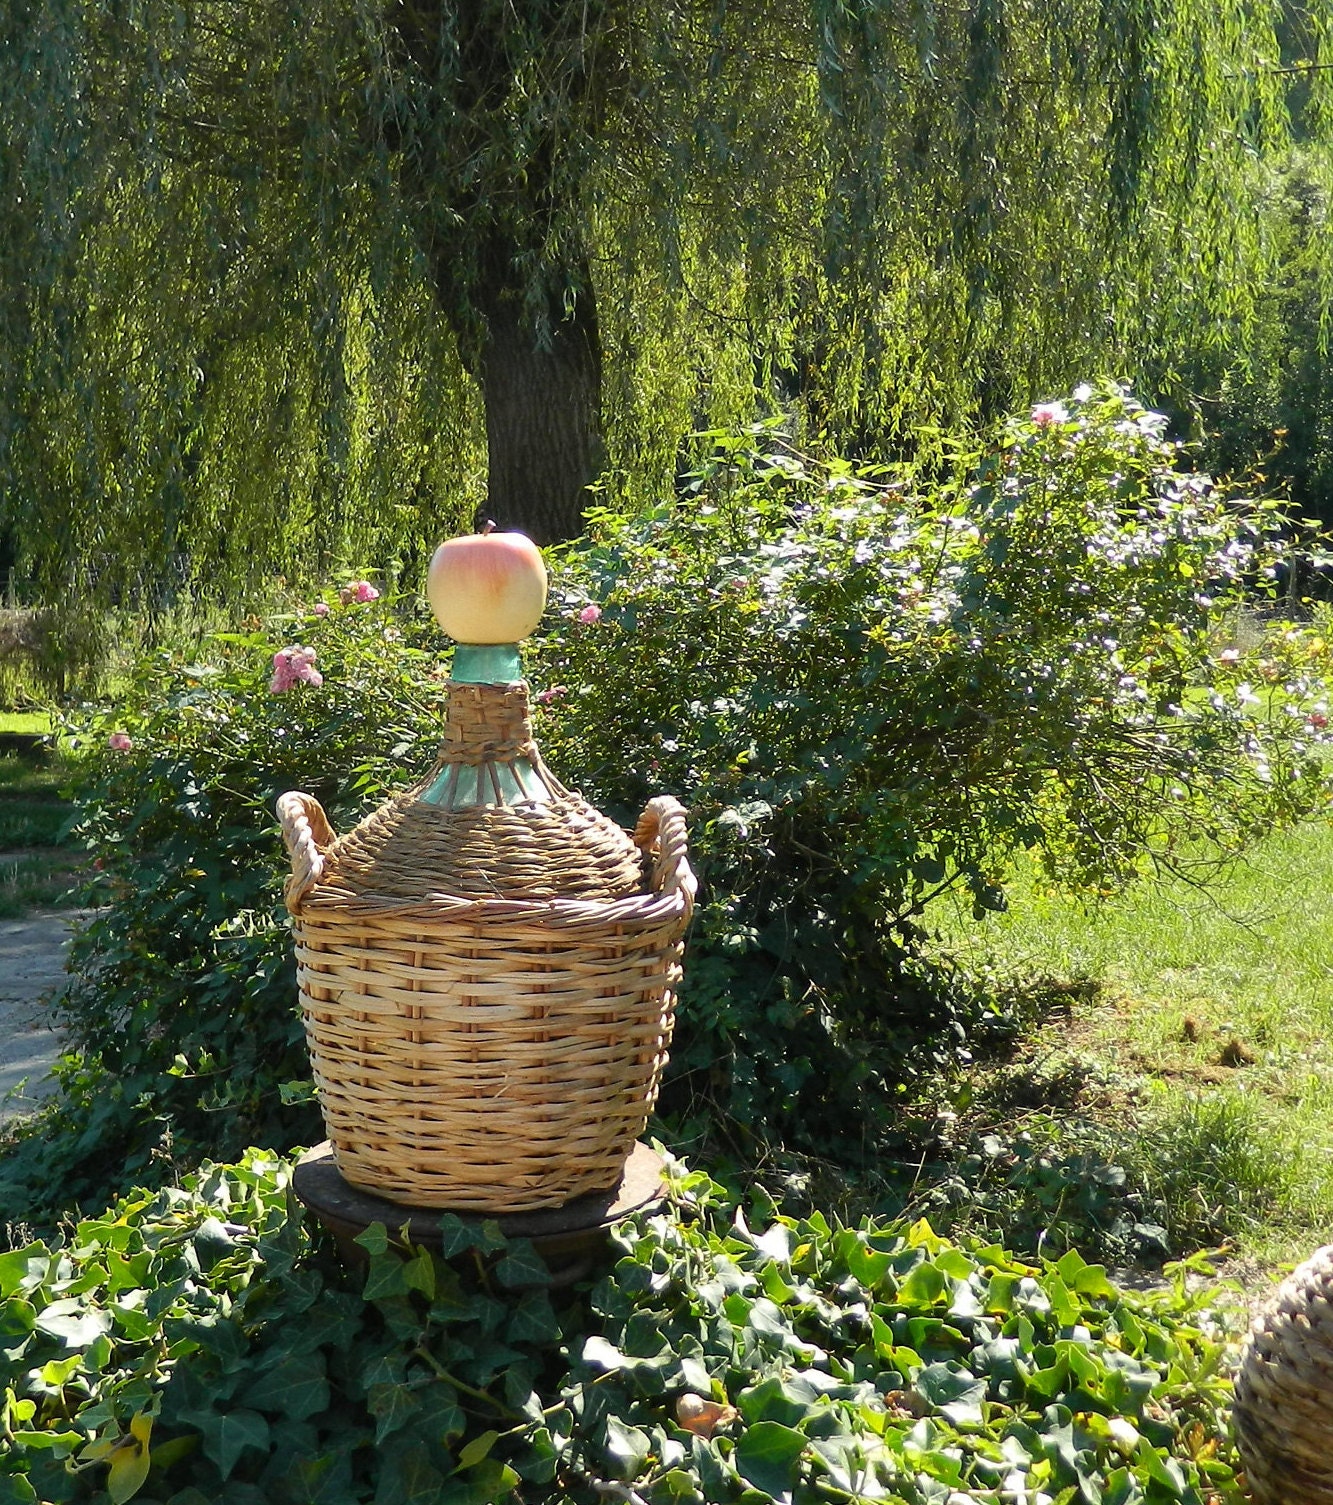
(0, 1148, 1248, 1504)
(0, 739, 87, 915)
(0, 747, 75, 848)
(1133, 1095, 1300, 1252)
(537, 388, 1333, 1141)
(913, 1092, 1297, 1267)
(0, 854, 86, 919)
(4, 0, 1333, 627)
(4, 393, 1329, 1222)
(0, 590, 446, 1219)
(1189, 149, 1333, 531)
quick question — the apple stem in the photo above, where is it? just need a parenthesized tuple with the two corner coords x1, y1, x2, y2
(482, 519, 497, 535)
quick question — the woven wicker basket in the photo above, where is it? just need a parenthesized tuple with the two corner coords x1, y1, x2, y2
(277, 679, 696, 1213)
(1233, 1244, 1333, 1504)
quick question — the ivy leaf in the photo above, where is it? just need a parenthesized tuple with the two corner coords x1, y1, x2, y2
(915, 1363, 986, 1427)
(897, 1262, 946, 1306)
(582, 1336, 626, 1373)
(440, 1458, 520, 1504)
(513, 1424, 560, 1484)
(278, 1449, 359, 1504)
(192, 1218, 238, 1270)
(736, 1378, 813, 1428)
(476, 1222, 508, 1255)
(603, 1416, 651, 1480)
(8, 1427, 81, 1452)
(33, 1353, 83, 1391)
(733, 1421, 808, 1499)
(146, 1435, 197, 1471)
(367, 1384, 422, 1446)
(456, 1430, 498, 1469)
(247, 1356, 331, 1421)
(34, 1301, 112, 1348)
(403, 1250, 436, 1300)
(844, 1241, 891, 1288)
(361, 1351, 409, 1392)
(753, 1224, 793, 1265)
(506, 1290, 559, 1345)
(1135, 1438, 1188, 1497)
(355, 1224, 390, 1257)
(0, 1249, 39, 1300)
(656, 1467, 704, 1501)
(0, 1296, 37, 1345)
(493, 1240, 549, 1289)
(1056, 1250, 1118, 1301)
(107, 1432, 151, 1505)
(373, 1440, 447, 1505)
(363, 1251, 411, 1301)
(190, 1407, 271, 1479)
(435, 1216, 475, 1259)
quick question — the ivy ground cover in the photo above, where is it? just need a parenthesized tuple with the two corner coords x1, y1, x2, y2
(1, 1151, 1244, 1505)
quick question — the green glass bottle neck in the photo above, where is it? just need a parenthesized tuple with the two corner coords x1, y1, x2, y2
(449, 642, 523, 684)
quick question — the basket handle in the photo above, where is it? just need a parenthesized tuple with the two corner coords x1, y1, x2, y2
(632, 796, 697, 919)
(277, 791, 336, 913)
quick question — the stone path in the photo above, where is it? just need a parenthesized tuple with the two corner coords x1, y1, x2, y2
(0, 910, 84, 1123)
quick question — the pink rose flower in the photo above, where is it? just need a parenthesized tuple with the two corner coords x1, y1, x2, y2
(578, 604, 602, 625)
(340, 580, 380, 604)
(1031, 401, 1068, 427)
(107, 731, 133, 752)
(270, 645, 323, 694)
(536, 686, 568, 704)
(312, 602, 330, 617)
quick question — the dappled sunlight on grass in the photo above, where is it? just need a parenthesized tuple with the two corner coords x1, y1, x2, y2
(926, 819, 1333, 1264)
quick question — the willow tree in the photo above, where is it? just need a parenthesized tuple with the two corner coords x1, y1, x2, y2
(1, 0, 1330, 609)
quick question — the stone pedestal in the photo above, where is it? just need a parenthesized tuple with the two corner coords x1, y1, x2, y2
(292, 1141, 667, 1286)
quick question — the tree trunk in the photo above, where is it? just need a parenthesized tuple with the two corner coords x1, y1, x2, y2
(470, 261, 605, 545)
(421, 238, 604, 545)
(389, 3, 607, 543)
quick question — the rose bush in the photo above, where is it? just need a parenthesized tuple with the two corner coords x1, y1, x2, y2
(535, 386, 1332, 1142)
(2, 386, 1326, 1222)
(0, 597, 447, 1219)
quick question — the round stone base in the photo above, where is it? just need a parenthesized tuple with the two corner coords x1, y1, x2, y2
(292, 1141, 667, 1286)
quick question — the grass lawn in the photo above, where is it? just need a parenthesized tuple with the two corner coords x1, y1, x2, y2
(0, 722, 87, 914)
(0, 710, 52, 737)
(0, 851, 85, 916)
(927, 818, 1333, 1270)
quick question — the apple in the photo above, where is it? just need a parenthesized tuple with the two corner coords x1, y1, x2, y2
(426, 524, 548, 643)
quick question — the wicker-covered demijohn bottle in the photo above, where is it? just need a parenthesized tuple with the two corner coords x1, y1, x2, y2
(277, 529, 695, 1212)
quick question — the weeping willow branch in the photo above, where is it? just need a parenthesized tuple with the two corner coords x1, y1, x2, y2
(0, 0, 1329, 633)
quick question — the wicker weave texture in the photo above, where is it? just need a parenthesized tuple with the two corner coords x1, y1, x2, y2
(1234, 1244, 1333, 1504)
(321, 793, 645, 902)
(317, 681, 645, 902)
(280, 790, 695, 1211)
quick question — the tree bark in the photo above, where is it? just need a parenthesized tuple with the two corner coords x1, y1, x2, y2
(391, 1, 609, 544)
(466, 255, 605, 545)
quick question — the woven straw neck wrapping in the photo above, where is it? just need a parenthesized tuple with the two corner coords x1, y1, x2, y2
(303, 679, 645, 903)
(440, 682, 535, 766)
